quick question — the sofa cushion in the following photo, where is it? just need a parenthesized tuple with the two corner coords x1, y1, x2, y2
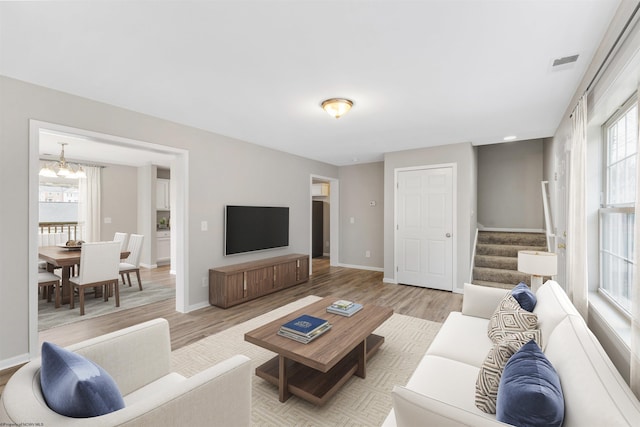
(488, 294, 537, 343)
(475, 330, 542, 413)
(426, 312, 494, 368)
(405, 354, 482, 412)
(511, 282, 536, 312)
(496, 340, 564, 427)
(40, 342, 125, 418)
(544, 316, 640, 426)
(533, 281, 578, 349)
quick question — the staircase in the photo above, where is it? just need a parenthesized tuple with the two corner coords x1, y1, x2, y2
(473, 230, 548, 289)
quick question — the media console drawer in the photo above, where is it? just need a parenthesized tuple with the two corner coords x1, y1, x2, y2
(209, 254, 309, 308)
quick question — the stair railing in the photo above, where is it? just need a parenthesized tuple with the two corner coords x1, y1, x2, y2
(541, 181, 556, 252)
(469, 227, 479, 283)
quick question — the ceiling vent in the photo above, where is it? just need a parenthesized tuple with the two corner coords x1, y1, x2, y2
(550, 54, 579, 72)
(552, 54, 579, 67)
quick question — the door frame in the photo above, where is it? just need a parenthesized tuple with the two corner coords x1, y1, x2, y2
(29, 120, 190, 358)
(393, 163, 457, 289)
(309, 174, 339, 274)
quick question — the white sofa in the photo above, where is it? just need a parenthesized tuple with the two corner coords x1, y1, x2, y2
(0, 318, 252, 426)
(382, 281, 640, 426)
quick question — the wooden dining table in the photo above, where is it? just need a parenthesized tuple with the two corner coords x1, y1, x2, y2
(38, 245, 130, 305)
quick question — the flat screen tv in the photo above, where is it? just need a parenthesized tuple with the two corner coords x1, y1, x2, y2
(224, 205, 289, 255)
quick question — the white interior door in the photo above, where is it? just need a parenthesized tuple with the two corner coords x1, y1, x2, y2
(396, 167, 453, 291)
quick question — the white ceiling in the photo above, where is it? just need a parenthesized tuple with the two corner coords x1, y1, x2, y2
(1, 1, 621, 166)
(39, 129, 176, 168)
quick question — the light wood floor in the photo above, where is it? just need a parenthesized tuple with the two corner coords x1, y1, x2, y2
(1, 258, 462, 392)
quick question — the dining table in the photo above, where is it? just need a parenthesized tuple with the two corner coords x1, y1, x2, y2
(38, 245, 130, 305)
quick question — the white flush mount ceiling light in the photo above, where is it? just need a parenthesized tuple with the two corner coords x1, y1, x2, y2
(39, 142, 87, 179)
(321, 98, 353, 119)
(503, 135, 517, 141)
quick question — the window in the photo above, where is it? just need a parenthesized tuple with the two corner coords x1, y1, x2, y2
(600, 96, 638, 313)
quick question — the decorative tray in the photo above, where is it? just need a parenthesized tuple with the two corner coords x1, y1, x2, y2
(56, 244, 82, 251)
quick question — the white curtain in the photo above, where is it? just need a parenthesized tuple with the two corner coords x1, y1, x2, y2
(78, 166, 101, 242)
(632, 87, 640, 399)
(567, 95, 589, 319)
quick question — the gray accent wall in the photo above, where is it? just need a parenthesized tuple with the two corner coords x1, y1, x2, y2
(0, 76, 338, 367)
(383, 142, 477, 292)
(477, 139, 544, 229)
(338, 162, 384, 269)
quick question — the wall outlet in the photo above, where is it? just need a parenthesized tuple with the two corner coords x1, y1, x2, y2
(365, 250, 371, 258)
(201, 220, 208, 231)
(104, 217, 112, 224)
(350, 217, 355, 224)
(201, 276, 208, 287)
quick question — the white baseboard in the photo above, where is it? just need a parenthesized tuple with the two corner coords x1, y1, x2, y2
(383, 277, 398, 284)
(184, 300, 211, 313)
(140, 262, 158, 269)
(0, 353, 30, 371)
(337, 263, 384, 272)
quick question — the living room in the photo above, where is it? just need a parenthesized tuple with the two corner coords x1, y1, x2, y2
(2, 1, 640, 426)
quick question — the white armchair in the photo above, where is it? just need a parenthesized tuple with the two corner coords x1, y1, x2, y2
(0, 318, 252, 426)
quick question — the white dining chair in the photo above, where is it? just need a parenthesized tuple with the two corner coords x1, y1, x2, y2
(120, 233, 144, 290)
(113, 232, 129, 252)
(69, 241, 121, 316)
(38, 271, 61, 309)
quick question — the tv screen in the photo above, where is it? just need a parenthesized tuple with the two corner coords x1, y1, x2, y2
(225, 205, 289, 255)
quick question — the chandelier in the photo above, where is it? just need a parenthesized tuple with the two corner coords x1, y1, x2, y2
(39, 143, 87, 179)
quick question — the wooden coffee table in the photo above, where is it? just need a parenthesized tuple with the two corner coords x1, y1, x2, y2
(244, 296, 393, 405)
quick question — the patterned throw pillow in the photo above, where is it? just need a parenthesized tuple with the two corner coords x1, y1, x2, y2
(475, 331, 543, 413)
(488, 294, 538, 343)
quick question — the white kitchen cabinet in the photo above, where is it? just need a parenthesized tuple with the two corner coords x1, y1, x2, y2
(156, 178, 170, 210)
(157, 230, 170, 263)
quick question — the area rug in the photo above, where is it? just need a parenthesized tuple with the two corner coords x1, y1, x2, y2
(38, 281, 175, 331)
(171, 296, 442, 427)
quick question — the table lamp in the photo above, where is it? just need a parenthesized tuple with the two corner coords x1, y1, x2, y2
(517, 250, 557, 292)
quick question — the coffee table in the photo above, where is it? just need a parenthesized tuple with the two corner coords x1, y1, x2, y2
(244, 296, 393, 405)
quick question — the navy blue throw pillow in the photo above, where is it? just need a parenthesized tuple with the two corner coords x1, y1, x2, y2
(511, 282, 537, 312)
(40, 342, 125, 418)
(496, 340, 564, 427)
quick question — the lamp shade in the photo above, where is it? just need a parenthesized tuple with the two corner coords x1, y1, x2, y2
(517, 251, 557, 276)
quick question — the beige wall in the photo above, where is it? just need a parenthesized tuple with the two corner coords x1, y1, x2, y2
(383, 142, 477, 292)
(338, 162, 384, 269)
(101, 164, 138, 241)
(477, 139, 544, 229)
(0, 76, 338, 367)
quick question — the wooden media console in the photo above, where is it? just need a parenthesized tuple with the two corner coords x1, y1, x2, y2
(209, 254, 309, 308)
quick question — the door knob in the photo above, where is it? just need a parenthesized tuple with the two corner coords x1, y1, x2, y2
(446, 233, 451, 238)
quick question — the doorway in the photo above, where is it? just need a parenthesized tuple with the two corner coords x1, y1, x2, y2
(309, 175, 339, 274)
(29, 120, 189, 358)
(395, 165, 455, 291)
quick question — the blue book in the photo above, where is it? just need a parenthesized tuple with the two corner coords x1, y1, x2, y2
(280, 314, 328, 337)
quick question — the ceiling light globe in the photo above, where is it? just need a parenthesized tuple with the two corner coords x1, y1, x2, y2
(56, 166, 71, 177)
(321, 98, 353, 119)
(39, 166, 57, 177)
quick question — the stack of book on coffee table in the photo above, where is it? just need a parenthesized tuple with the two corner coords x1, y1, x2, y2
(326, 299, 363, 317)
(277, 314, 332, 344)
